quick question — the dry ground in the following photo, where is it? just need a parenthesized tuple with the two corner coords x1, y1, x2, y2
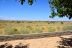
(0, 35, 72, 48)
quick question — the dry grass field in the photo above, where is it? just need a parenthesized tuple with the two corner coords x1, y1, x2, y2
(0, 20, 72, 35)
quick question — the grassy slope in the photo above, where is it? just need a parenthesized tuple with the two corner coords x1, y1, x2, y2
(0, 20, 72, 35)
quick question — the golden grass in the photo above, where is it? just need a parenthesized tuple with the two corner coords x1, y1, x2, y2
(0, 20, 72, 35)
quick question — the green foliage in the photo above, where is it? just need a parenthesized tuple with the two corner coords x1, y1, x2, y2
(20, 0, 25, 5)
(28, 0, 33, 5)
(19, 0, 34, 5)
(49, 0, 72, 19)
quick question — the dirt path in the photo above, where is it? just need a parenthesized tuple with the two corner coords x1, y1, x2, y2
(0, 35, 72, 48)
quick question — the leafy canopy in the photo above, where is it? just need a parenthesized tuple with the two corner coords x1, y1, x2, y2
(49, 0, 72, 19)
(19, 0, 34, 5)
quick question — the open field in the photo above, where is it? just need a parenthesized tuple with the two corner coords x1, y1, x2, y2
(0, 20, 72, 35)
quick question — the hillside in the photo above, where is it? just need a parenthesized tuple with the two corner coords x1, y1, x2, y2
(0, 20, 72, 35)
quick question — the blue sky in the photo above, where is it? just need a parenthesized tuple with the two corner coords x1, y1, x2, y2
(0, 0, 72, 21)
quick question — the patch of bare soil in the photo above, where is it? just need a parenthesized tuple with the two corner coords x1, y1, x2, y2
(0, 35, 72, 48)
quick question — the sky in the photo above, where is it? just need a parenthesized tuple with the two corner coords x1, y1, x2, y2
(0, 0, 72, 21)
